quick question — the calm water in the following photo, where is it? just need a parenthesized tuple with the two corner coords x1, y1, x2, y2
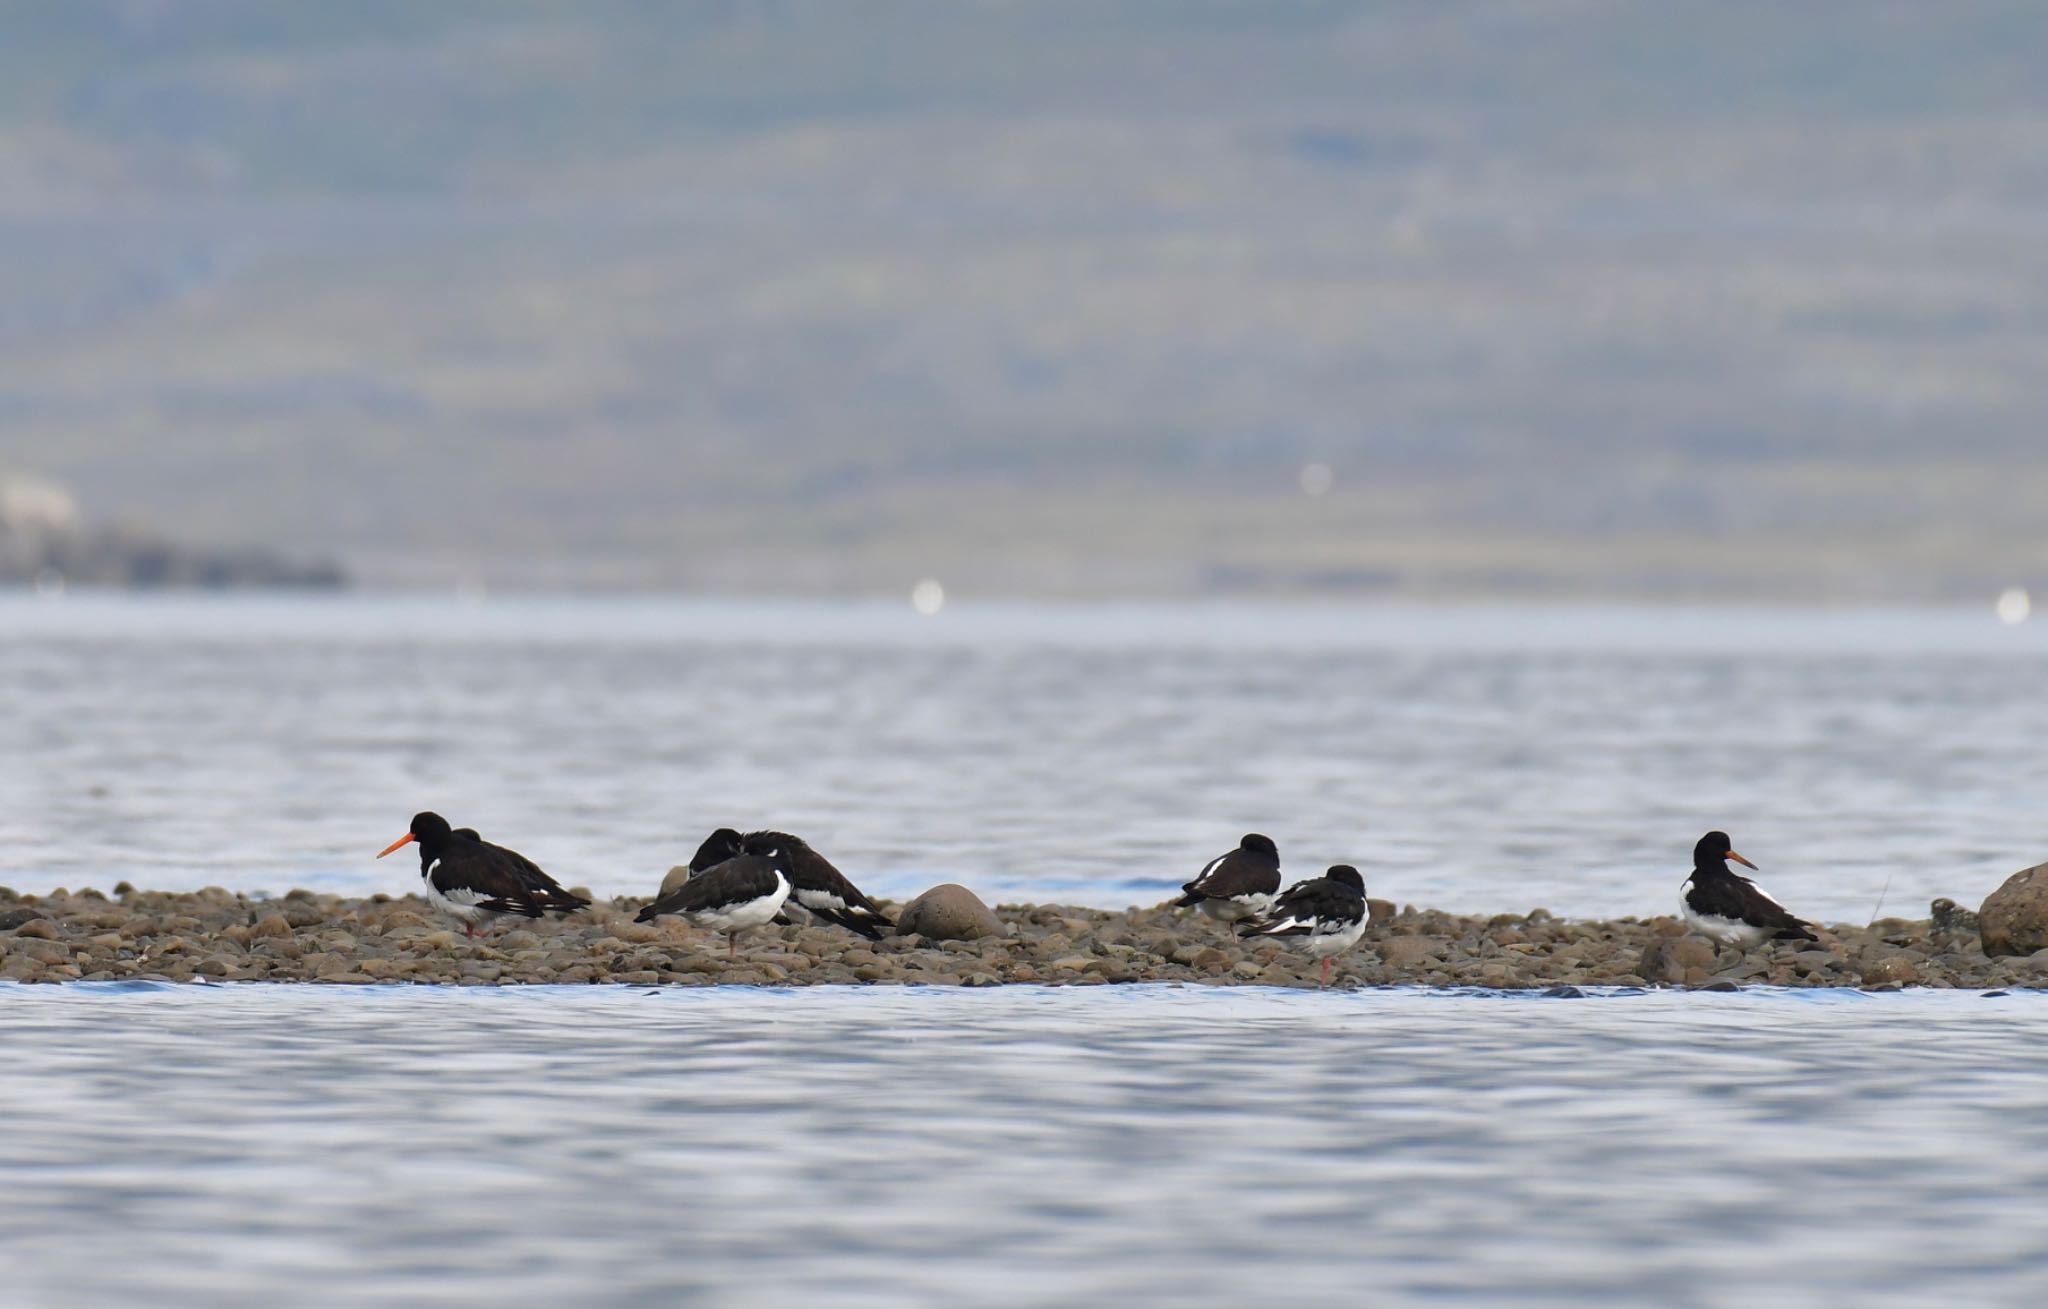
(4, 594, 2048, 918)
(7, 597, 2048, 1305)
(1, 983, 2044, 1307)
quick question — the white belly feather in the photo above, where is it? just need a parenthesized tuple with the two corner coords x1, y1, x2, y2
(423, 859, 493, 925)
(689, 872, 791, 934)
(1679, 878, 1768, 947)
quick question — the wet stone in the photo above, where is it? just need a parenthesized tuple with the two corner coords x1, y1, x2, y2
(0, 890, 2028, 990)
(1861, 955, 1920, 986)
(894, 884, 1004, 942)
(1378, 937, 1443, 969)
(1640, 937, 1717, 985)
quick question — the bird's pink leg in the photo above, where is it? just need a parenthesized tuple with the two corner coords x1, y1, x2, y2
(1320, 957, 1331, 989)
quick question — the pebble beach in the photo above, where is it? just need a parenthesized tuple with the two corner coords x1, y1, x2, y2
(0, 885, 2030, 990)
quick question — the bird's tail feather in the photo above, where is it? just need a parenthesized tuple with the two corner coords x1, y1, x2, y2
(809, 906, 892, 939)
(1240, 918, 1310, 940)
(476, 897, 546, 920)
(836, 910, 893, 940)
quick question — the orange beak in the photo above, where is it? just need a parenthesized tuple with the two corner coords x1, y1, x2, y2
(377, 832, 416, 859)
(1727, 851, 1758, 870)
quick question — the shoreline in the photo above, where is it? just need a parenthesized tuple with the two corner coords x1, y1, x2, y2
(0, 887, 2030, 990)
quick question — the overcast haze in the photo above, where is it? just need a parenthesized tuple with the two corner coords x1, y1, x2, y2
(3, 1, 2046, 598)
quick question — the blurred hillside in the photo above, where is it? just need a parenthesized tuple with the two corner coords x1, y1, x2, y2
(2, 2, 2046, 598)
(0, 469, 340, 588)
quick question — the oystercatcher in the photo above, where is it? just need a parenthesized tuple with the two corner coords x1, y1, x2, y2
(635, 838, 792, 959)
(746, 831, 895, 939)
(1679, 830, 1817, 948)
(375, 812, 590, 937)
(1239, 864, 1369, 988)
(1173, 833, 1282, 927)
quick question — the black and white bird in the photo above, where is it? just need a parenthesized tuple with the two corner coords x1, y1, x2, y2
(1173, 833, 1282, 927)
(1679, 830, 1817, 949)
(1239, 864, 1369, 988)
(746, 831, 896, 939)
(635, 838, 793, 958)
(376, 811, 590, 937)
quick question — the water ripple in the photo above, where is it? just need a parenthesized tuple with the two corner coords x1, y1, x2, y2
(2, 985, 2046, 1306)
(5, 597, 2048, 922)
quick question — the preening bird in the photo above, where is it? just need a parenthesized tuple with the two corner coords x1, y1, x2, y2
(1174, 834, 1282, 927)
(1239, 864, 1369, 988)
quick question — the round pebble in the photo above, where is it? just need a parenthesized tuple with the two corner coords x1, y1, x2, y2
(0, 891, 2018, 990)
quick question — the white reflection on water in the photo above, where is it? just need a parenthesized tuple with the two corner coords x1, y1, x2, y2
(0, 984, 2045, 1308)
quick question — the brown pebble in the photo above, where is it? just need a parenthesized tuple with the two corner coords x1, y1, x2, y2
(1861, 955, 1920, 986)
(0, 889, 2007, 990)
(373, 910, 430, 932)
(1640, 937, 1717, 985)
(1379, 937, 1444, 969)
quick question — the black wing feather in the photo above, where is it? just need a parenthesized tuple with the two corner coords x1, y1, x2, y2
(637, 856, 785, 921)
(431, 833, 588, 918)
(745, 832, 895, 937)
(1688, 868, 1816, 940)
(1240, 874, 1365, 940)
(1181, 846, 1281, 904)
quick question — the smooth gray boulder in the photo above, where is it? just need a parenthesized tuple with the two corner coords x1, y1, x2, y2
(895, 884, 1004, 941)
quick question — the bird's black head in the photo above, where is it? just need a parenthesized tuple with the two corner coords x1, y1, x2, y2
(1694, 830, 1758, 871)
(692, 828, 744, 871)
(1325, 865, 1366, 895)
(1241, 833, 1278, 859)
(378, 811, 452, 860)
